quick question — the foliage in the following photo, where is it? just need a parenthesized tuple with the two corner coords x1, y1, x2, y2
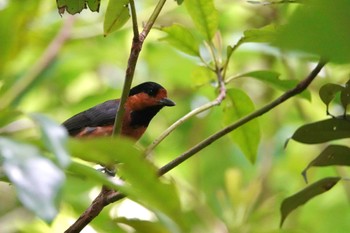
(1, 0, 350, 232)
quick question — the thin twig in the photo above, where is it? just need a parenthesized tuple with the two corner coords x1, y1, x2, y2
(158, 59, 327, 175)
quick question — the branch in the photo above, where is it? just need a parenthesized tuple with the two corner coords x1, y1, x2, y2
(0, 16, 75, 110)
(158, 59, 327, 175)
(68, 60, 328, 226)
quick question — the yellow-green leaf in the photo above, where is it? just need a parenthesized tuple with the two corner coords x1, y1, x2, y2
(104, 0, 130, 36)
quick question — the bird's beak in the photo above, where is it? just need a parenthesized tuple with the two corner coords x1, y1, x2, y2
(159, 98, 176, 107)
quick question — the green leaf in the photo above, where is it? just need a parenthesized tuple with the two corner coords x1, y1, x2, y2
(114, 147, 186, 230)
(160, 24, 200, 57)
(302, 145, 350, 183)
(68, 137, 137, 165)
(291, 118, 350, 144)
(280, 177, 341, 227)
(56, 0, 100, 15)
(30, 114, 70, 168)
(104, 0, 130, 36)
(0, 137, 65, 222)
(242, 24, 277, 43)
(225, 88, 260, 163)
(235, 70, 311, 100)
(340, 80, 350, 114)
(0, 109, 22, 128)
(116, 217, 168, 233)
(319, 83, 343, 115)
(184, 0, 219, 41)
(191, 66, 216, 87)
(67, 161, 120, 190)
(274, 0, 350, 63)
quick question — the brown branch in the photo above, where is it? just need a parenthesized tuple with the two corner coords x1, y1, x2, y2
(65, 60, 327, 233)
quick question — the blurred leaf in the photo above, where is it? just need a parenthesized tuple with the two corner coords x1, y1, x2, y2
(274, 0, 350, 63)
(191, 66, 216, 87)
(56, 0, 100, 15)
(104, 0, 130, 36)
(319, 83, 343, 115)
(225, 89, 260, 163)
(0, 109, 22, 128)
(116, 217, 168, 233)
(235, 70, 311, 100)
(160, 24, 200, 57)
(302, 145, 350, 182)
(68, 137, 137, 165)
(280, 177, 341, 227)
(340, 80, 350, 114)
(176, 0, 184, 5)
(185, 0, 219, 41)
(30, 114, 70, 168)
(0, 137, 65, 223)
(114, 147, 186, 230)
(242, 24, 277, 43)
(67, 161, 120, 190)
(291, 118, 350, 144)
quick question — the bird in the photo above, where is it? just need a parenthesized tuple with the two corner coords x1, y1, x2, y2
(62, 82, 175, 140)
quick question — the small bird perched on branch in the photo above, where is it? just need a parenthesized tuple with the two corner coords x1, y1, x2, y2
(62, 82, 175, 140)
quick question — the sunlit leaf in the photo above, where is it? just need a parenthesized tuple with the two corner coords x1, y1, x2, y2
(160, 24, 200, 57)
(225, 89, 260, 163)
(68, 137, 137, 165)
(234, 70, 311, 100)
(280, 177, 341, 227)
(116, 217, 168, 233)
(30, 114, 70, 168)
(319, 83, 343, 115)
(0, 137, 65, 222)
(242, 24, 277, 43)
(191, 66, 216, 87)
(56, 0, 100, 15)
(184, 0, 219, 41)
(302, 145, 350, 182)
(274, 0, 350, 63)
(104, 0, 130, 36)
(291, 118, 350, 144)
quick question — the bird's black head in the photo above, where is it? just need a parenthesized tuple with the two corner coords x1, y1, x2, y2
(126, 82, 175, 128)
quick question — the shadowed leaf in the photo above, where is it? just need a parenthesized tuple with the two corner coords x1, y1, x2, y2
(292, 118, 350, 144)
(319, 83, 343, 115)
(302, 145, 350, 182)
(56, 0, 100, 15)
(280, 177, 341, 227)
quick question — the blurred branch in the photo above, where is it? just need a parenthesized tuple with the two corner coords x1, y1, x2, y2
(0, 16, 75, 110)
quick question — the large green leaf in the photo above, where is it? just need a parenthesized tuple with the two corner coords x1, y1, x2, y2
(68, 137, 137, 165)
(0, 137, 65, 223)
(274, 0, 350, 63)
(30, 114, 70, 168)
(242, 24, 277, 43)
(104, 0, 130, 36)
(184, 0, 219, 41)
(115, 149, 186, 230)
(291, 118, 350, 144)
(160, 24, 200, 57)
(233, 70, 311, 100)
(280, 177, 341, 227)
(56, 0, 100, 15)
(302, 145, 350, 182)
(224, 89, 260, 163)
